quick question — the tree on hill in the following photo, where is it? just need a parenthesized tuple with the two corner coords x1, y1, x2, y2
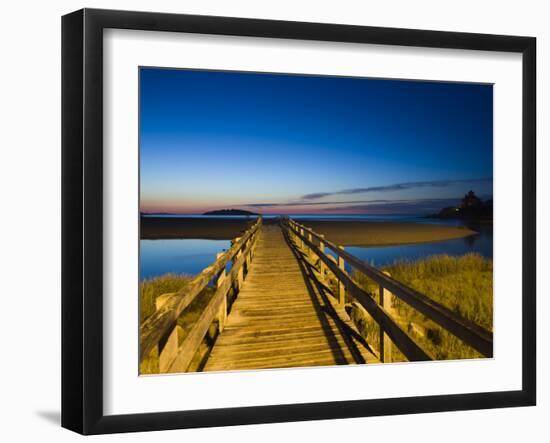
(460, 190, 483, 215)
(432, 190, 492, 219)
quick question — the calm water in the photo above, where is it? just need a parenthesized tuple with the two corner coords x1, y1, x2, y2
(341, 223, 491, 268)
(140, 238, 231, 280)
(140, 215, 492, 279)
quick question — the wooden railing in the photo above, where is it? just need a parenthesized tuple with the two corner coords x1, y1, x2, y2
(282, 217, 493, 362)
(140, 216, 262, 373)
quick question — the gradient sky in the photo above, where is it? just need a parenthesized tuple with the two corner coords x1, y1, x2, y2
(140, 68, 493, 215)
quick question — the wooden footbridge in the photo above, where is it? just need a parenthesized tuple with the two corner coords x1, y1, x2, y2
(140, 217, 493, 374)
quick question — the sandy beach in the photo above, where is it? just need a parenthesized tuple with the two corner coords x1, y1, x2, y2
(141, 216, 476, 246)
(298, 220, 476, 246)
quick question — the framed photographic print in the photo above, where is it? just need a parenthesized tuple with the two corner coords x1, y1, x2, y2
(61, 8, 536, 435)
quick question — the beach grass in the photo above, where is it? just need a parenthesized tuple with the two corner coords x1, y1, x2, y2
(351, 253, 493, 361)
(140, 273, 192, 324)
(139, 273, 218, 374)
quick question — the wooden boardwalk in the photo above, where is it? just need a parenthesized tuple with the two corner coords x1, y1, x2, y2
(204, 224, 377, 371)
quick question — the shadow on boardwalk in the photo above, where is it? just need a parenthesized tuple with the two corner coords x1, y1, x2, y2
(203, 224, 377, 371)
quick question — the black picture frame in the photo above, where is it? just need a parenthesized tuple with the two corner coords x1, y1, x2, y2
(61, 8, 536, 435)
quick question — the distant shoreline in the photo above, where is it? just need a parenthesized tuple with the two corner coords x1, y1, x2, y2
(141, 216, 255, 240)
(141, 216, 476, 246)
(426, 214, 493, 224)
(202, 209, 259, 216)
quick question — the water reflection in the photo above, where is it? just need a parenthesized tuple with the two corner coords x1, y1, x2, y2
(140, 239, 230, 280)
(343, 221, 492, 268)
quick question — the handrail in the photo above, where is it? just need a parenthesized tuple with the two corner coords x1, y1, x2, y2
(282, 218, 493, 359)
(140, 217, 262, 363)
(163, 231, 260, 372)
(282, 218, 430, 361)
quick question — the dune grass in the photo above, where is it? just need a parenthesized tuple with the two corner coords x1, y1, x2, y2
(140, 273, 192, 324)
(351, 253, 493, 361)
(139, 273, 218, 374)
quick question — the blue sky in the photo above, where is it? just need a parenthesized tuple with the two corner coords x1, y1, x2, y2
(140, 67, 493, 214)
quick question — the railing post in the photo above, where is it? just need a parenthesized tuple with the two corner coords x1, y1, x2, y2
(236, 249, 244, 289)
(319, 234, 326, 278)
(300, 228, 304, 249)
(245, 238, 252, 272)
(379, 271, 393, 363)
(216, 252, 227, 332)
(307, 232, 313, 261)
(155, 294, 183, 372)
(337, 246, 346, 305)
(158, 326, 182, 373)
(230, 237, 242, 296)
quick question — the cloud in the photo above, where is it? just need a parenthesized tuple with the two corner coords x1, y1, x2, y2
(301, 177, 493, 200)
(298, 192, 333, 200)
(244, 199, 395, 208)
(318, 198, 463, 214)
(241, 197, 485, 214)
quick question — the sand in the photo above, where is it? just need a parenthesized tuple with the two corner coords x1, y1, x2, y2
(141, 216, 476, 246)
(298, 220, 476, 247)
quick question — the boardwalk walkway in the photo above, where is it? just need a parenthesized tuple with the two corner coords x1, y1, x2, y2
(204, 224, 377, 371)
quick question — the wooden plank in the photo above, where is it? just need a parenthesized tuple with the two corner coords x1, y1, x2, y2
(230, 309, 321, 318)
(205, 349, 347, 371)
(231, 300, 315, 308)
(210, 333, 357, 354)
(216, 324, 326, 339)
(213, 331, 330, 346)
(210, 341, 353, 360)
(224, 319, 330, 329)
